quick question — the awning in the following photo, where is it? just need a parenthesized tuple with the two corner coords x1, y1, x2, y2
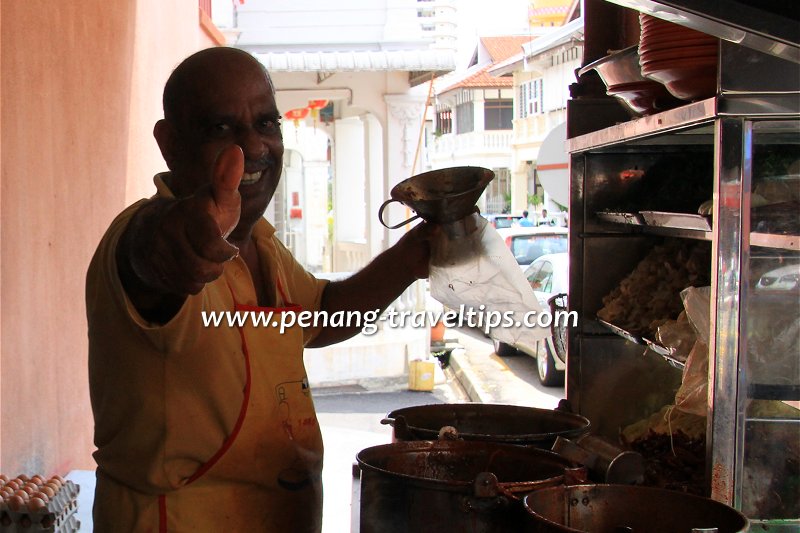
(253, 49, 456, 73)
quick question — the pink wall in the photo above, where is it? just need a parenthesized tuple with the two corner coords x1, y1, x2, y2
(1, 0, 223, 475)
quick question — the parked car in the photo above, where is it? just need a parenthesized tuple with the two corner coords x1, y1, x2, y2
(494, 226, 569, 268)
(493, 252, 569, 387)
(755, 263, 800, 292)
(482, 213, 522, 229)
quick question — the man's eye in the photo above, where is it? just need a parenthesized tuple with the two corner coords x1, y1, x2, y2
(258, 119, 281, 133)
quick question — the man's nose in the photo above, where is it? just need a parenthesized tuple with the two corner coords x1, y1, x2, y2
(237, 128, 266, 160)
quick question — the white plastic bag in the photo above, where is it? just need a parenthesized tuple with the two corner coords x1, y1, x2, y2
(429, 213, 550, 348)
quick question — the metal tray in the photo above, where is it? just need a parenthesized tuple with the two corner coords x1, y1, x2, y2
(597, 211, 645, 225)
(639, 211, 712, 231)
(597, 319, 645, 344)
(643, 337, 687, 369)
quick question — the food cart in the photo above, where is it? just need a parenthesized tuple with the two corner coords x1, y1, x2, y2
(566, 0, 799, 529)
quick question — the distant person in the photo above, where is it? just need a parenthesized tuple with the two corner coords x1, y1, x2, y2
(538, 208, 553, 226)
(519, 210, 534, 227)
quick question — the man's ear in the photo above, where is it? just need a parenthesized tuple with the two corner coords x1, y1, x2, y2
(153, 119, 177, 170)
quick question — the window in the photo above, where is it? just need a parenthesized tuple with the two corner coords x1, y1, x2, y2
(528, 261, 554, 292)
(510, 234, 567, 265)
(455, 102, 474, 134)
(484, 98, 513, 130)
(435, 108, 452, 135)
(520, 79, 544, 117)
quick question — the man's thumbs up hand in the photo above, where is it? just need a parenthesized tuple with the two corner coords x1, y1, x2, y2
(210, 144, 243, 240)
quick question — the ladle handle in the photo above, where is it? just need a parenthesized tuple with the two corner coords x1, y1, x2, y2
(378, 199, 420, 229)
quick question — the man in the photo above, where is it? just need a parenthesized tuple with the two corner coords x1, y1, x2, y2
(519, 210, 534, 227)
(86, 47, 431, 532)
(538, 208, 552, 226)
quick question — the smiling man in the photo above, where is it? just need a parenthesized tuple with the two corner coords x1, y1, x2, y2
(86, 47, 431, 532)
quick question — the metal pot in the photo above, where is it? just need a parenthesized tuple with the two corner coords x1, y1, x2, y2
(523, 484, 750, 532)
(378, 166, 494, 228)
(381, 403, 591, 448)
(357, 439, 587, 533)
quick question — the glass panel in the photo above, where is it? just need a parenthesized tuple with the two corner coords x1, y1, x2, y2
(741, 119, 800, 524)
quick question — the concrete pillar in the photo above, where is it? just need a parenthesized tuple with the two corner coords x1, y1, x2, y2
(333, 116, 367, 244)
(363, 114, 386, 258)
(384, 94, 426, 246)
(303, 161, 330, 273)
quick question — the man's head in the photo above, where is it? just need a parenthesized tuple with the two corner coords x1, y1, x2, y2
(154, 47, 284, 239)
(523, 210, 529, 217)
(541, 209, 548, 216)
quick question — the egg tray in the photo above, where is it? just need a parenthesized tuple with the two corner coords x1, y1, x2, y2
(0, 481, 79, 533)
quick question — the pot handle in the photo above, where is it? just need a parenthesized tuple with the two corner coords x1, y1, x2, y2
(380, 415, 417, 440)
(378, 199, 420, 229)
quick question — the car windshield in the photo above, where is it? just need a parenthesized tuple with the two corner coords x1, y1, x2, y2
(493, 217, 516, 229)
(511, 234, 568, 265)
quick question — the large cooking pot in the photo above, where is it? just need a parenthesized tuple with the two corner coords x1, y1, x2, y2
(357, 439, 587, 533)
(382, 403, 591, 448)
(523, 484, 750, 532)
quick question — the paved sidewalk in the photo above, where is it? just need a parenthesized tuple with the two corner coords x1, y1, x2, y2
(443, 331, 565, 410)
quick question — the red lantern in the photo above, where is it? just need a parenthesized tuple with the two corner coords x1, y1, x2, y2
(307, 99, 329, 128)
(284, 107, 310, 127)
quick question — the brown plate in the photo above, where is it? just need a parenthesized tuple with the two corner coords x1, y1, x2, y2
(640, 46, 718, 63)
(639, 35, 718, 50)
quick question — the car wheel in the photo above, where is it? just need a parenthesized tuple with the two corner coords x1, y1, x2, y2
(537, 341, 565, 387)
(493, 339, 518, 357)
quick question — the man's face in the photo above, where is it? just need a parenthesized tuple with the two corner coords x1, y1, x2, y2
(163, 55, 284, 238)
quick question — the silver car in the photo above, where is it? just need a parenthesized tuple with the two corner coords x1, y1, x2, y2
(493, 252, 569, 387)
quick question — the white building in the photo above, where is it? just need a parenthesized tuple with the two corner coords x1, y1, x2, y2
(426, 36, 536, 213)
(489, 5, 583, 219)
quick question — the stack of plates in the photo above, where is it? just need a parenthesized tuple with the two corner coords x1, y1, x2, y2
(639, 13, 718, 100)
(577, 45, 683, 116)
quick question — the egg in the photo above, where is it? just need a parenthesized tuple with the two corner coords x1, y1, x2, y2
(5, 480, 19, 491)
(28, 496, 47, 512)
(0, 486, 14, 498)
(31, 491, 49, 503)
(30, 475, 45, 486)
(51, 474, 65, 484)
(39, 485, 55, 499)
(43, 481, 60, 494)
(15, 474, 29, 483)
(21, 485, 37, 497)
(6, 494, 25, 511)
(0, 474, 8, 483)
(13, 489, 29, 501)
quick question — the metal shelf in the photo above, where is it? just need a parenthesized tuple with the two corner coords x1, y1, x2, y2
(595, 220, 712, 241)
(751, 232, 800, 252)
(568, 99, 717, 153)
(568, 94, 800, 154)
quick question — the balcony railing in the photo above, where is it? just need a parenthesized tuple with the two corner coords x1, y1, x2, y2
(429, 130, 513, 158)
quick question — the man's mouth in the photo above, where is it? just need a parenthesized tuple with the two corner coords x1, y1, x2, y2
(240, 170, 262, 186)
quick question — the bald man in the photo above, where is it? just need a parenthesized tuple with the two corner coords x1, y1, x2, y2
(86, 47, 431, 532)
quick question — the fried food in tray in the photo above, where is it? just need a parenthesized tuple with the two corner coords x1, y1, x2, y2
(596, 239, 711, 338)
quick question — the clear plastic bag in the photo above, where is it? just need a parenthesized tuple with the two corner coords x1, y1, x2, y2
(429, 213, 549, 348)
(673, 286, 711, 417)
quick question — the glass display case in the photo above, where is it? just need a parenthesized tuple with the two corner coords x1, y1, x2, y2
(566, 2, 799, 529)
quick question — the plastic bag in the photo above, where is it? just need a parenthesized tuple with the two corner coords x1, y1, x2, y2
(429, 213, 549, 348)
(673, 286, 711, 417)
(655, 311, 696, 363)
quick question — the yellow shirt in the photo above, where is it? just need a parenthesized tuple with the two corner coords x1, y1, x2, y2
(86, 175, 328, 531)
